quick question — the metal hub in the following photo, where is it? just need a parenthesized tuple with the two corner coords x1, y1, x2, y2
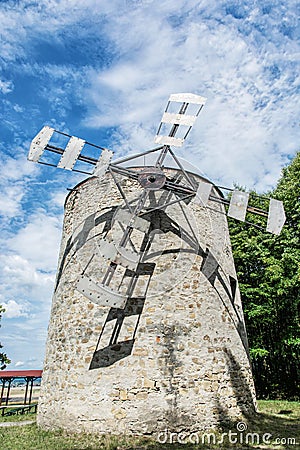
(138, 167, 166, 190)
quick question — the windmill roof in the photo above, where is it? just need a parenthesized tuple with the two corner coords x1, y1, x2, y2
(117, 152, 210, 181)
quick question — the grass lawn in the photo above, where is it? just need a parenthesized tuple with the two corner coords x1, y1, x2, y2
(0, 400, 299, 450)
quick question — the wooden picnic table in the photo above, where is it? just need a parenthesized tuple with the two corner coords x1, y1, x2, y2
(0, 403, 37, 416)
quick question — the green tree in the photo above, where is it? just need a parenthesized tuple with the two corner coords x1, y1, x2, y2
(0, 305, 10, 370)
(228, 152, 300, 400)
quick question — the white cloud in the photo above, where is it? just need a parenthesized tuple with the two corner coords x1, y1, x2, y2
(0, 254, 54, 291)
(0, 79, 13, 94)
(0, 184, 24, 218)
(49, 190, 68, 210)
(0, 154, 38, 219)
(15, 361, 25, 367)
(1, 299, 30, 319)
(8, 211, 62, 272)
(0, 0, 117, 65)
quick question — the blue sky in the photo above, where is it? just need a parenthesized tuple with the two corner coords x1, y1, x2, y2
(0, 0, 299, 369)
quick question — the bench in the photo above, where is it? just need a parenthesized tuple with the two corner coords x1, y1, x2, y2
(0, 404, 37, 416)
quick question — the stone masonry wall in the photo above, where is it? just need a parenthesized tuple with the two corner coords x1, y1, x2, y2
(37, 169, 256, 435)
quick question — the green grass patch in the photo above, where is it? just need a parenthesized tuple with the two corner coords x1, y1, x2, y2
(257, 399, 300, 419)
(0, 409, 37, 422)
(0, 400, 299, 450)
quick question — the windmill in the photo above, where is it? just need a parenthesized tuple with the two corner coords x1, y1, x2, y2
(28, 93, 285, 307)
(28, 94, 286, 434)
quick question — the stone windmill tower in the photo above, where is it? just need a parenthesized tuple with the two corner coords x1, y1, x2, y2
(27, 94, 285, 435)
